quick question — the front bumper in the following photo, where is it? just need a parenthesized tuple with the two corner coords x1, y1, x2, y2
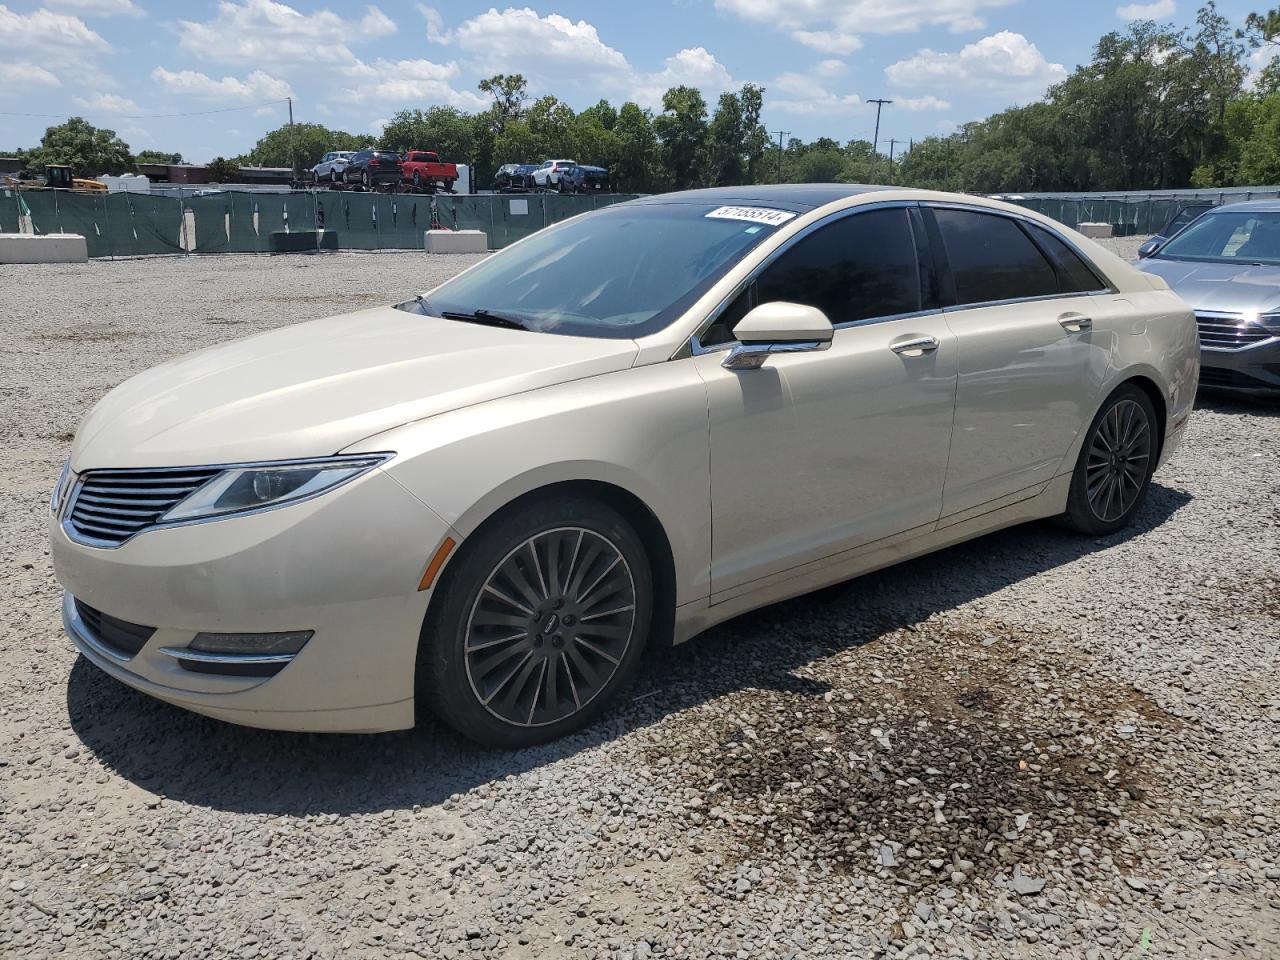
(52, 466, 455, 733)
(1199, 342, 1280, 393)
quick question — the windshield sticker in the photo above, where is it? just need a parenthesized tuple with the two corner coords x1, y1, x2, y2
(705, 205, 797, 227)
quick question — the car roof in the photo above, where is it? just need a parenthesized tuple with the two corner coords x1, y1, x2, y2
(1207, 198, 1280, 213)
(629, 184, 896, 212)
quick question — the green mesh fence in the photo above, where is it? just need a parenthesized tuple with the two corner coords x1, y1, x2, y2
(1, 187, 21, 233)
(7, 188, 642, 257)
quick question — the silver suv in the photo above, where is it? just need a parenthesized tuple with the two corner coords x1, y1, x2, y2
(310, 151, 355, 185)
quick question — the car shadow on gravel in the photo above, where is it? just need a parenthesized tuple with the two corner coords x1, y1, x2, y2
(65, 481, 1192, 816)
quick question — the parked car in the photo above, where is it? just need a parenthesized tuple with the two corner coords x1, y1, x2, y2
(1136, 199, 1280, 393)
(343, 149, 402, 190)
(1137, 202, 1215, 259)
(51, 186, 1197, 746)
(311, 151, 355, 185)
(400, 150, 459, 193)
(561, 164, 610, 194)
(494, 163, 538, 193)
(532, 159, 576, 190)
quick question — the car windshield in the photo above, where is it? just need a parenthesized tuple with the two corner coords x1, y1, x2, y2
(1157, 210, 1280, 265)
(419, 202, 788, 338)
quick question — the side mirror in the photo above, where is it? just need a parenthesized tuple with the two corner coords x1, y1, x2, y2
(1137, 238, 1162, 259)
(722, 302, 834, 370)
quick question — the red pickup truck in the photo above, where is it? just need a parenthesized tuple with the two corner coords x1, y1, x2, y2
(400, 151, 459, 193)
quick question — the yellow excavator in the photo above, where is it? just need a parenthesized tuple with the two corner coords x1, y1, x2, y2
(2, 164, 106, 191)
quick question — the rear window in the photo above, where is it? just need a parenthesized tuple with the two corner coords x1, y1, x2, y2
(1025, 223, 1107, 294)
(934, 208, 1058, 305)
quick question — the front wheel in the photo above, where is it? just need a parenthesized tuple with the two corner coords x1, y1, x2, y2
(1061, 384, 1158, 535)
(418, 496, 653, 748)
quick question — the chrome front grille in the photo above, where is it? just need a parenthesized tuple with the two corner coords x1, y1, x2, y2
(1195, 312, 1277, 350)
(66, 467, 221, 546)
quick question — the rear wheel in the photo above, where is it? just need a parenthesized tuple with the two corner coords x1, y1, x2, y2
(361, 170, 371, 191)
(413, 171, 423, 191)
(1061, 384, 1158, 535)
(418, 495, 652, 748)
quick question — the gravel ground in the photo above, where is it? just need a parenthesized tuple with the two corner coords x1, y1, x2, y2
(1, 246, 1278, 960)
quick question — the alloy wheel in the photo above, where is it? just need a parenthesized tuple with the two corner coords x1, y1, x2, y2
(464, 527, 637, 728)
(1085, 398, 1152, 523)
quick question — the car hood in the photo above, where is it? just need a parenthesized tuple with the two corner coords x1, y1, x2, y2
(72, 306, 639, 470)
(1136, 258, 1280, 314)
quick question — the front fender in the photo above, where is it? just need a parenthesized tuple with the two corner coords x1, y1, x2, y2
(342, 362, 713, 607)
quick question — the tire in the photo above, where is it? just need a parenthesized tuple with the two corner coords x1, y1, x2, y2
(1061, 383, 1159, 535)
(331, 170, 340, 188)
(418, 495, 653, 748)
(361, 170, 371, 191)
(413, 171, 423, 191)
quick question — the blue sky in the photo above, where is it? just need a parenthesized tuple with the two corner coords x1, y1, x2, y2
(0, 0, 1269, 163)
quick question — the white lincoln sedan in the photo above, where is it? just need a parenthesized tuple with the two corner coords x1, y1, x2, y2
(51, 187, 1199, 747)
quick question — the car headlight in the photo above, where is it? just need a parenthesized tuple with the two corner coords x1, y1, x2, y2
(161, 454, 391, 523)
(51, 458, 72, 515)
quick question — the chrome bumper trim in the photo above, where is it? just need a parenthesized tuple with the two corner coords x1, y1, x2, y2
(156, 647, 296, 666)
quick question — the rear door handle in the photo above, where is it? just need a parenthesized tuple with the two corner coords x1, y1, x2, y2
(890, 335, 940, 356)
(1059, 313, 1093, 333)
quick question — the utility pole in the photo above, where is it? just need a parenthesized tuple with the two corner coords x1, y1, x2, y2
(868, 98, 892, 183)
(887, 138, 901, 184)
(287, 96, 297, 181)
(771, 129, 790, 181)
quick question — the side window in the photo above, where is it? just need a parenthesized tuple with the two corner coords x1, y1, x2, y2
(701, 286, 755, 347)
(1025, 223, 1107, 294)
(933, 208, 1058, 305)
(754, 208, 922, 327)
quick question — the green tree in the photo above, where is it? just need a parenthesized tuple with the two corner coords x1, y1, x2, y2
(613, 102, 664, 192)
(236, 123, 373, 169)
(653, 86, 708, 190)
(26, 117, 132, 176)
(1241, 7, 1280, 91)
(701, 90, 746, 186)
(379, 107, 476, 160)
(134, 150, 184, 165)
(739, 84, 768, 183)
(205, 157, 239, 183)
(478, 74, 529, 134)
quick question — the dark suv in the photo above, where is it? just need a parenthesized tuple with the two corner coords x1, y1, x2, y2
(494, 163, 537, 192)
(561, 164, 610, 194)
(343, 150, 402, 190)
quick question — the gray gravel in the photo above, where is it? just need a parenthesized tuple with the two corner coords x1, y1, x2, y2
(2, 246, 1278, 960)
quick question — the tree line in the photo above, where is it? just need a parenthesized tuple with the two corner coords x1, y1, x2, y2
(8, 2, 1280, 193)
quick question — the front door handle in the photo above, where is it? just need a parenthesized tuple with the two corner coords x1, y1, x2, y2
(1059, 313, 1093, 333)
(890, 335, 939, 356)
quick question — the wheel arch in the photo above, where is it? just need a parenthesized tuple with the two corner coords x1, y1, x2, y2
(424, 477, 679, 653)
(1120, 373, 1168, 463)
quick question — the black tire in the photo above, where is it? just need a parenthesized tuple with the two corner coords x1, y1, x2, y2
(331, 170, 340, 188)
(361, 170, 371, 191)
(1061, 383, 1159, 535)
(418, 495, 653, 748)
(413, 171, 423, 191)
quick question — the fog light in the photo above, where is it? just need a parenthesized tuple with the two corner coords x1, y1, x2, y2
(189, 631, 313, 656)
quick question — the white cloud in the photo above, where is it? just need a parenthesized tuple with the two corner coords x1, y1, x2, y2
(885, 31, 1066, 95)
(633, 47, 735, 108)
(0, 61, 61, 89)
(418, 2, 448, 42)
(73, 92, 140, 113)
(451, 7, 629, 78)
(814, 59, 849, 78)
(45, 0, 142, 17)
(152, 67, 294, 101)
(340, 57, 487, 109)
(898, 95, 953, 111)
(1116, 0, 1175, 19)
(0, 4, 110, 53)
(176, 0, 396, 67)
(716, 0, 1016, 52)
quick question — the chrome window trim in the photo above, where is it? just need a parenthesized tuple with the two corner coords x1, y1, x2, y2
(686, 199, 927, 357)
(684, 198, 1119, 357)
(61, 453, 394, 550)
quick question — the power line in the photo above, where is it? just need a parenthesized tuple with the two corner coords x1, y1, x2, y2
(0, 98, 292, 121)
(771, 129, 790, 181)
(868, 98, 892, 182)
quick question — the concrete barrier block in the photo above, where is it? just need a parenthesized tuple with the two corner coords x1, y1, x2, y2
(424, 229, 488, 254)
(1077, 222, 1114, 239)
(0, 233, 89, 264)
